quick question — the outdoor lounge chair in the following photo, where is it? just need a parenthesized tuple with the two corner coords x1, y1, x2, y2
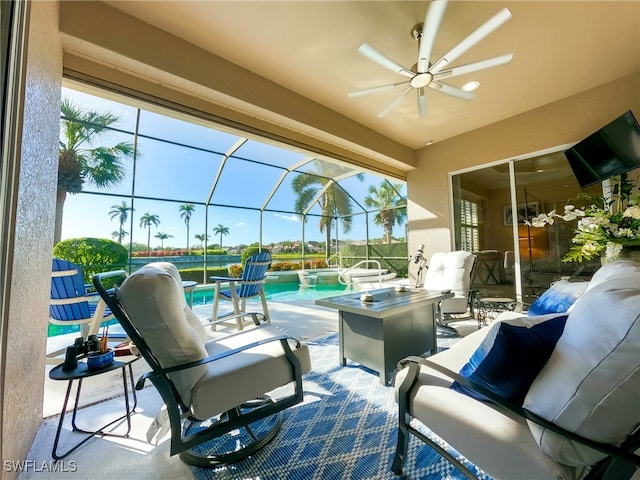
(210, 251, 272, 330)
(47, 258, 115, 364)
(422, 251, 477, 336)
(93, 262, 311, 466)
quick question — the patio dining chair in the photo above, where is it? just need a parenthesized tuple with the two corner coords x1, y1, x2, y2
(93, 263, 311, 466)
(210, 251, 272, 330)
(47, 258, 116, 364)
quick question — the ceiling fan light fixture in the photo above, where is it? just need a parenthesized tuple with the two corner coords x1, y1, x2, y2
(350, 1, 513, 117)
(461, 81, 480, 92)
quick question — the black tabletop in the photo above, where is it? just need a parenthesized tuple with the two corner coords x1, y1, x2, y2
(49, 357, 136, 381)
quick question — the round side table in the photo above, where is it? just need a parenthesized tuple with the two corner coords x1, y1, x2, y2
(48, 355, 139, 460)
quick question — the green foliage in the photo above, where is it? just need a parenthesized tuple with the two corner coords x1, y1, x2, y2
(178, 267, 228, 282)
(270, 259, 328, 271)
(53, 237, 128, 282)
(205, 248, 227, 255)
(337, 242, 408, 276)
(228, 264, 243, 277)
(240, 246, 270, 264)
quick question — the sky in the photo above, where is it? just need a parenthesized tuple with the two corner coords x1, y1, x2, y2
(60, 87, 406, 249)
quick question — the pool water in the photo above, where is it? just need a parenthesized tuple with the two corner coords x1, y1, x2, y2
(191, 282, 349, 305)
(47, 282, 349, 337)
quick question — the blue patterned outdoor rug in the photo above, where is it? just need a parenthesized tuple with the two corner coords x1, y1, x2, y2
(192, 333, 490, 480)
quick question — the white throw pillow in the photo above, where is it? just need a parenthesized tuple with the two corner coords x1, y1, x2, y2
(523, 276, 640, 466)
(586, 259, 640, 292)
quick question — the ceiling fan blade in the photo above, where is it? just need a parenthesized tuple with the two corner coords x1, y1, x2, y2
(417, 0, 448, 73)
(348, 81, 410, 98)
(358, 43, 415, 78)
(378, 86, 413, 117)
(433, 53, 513, 80)
(430, 7, 512, 75)
(429, 81, 475, 100)
(417, 88, 427, 117)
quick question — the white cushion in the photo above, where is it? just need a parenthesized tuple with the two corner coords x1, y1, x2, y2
(119, 265, 208, 405)
(190, 325, 311, 419)
(145, 262, 207, 342)
(523, 277, 640, 466)
(423, 251, 475, 314)
(586, 259, 640, 292)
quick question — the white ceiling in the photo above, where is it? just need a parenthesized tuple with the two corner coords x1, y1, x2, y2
(105, 1, 639, 150)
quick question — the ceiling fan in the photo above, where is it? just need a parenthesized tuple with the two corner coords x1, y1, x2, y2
(349, 0, 513, 118)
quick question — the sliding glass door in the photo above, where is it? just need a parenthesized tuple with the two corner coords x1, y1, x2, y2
(451, 149, 602, 304)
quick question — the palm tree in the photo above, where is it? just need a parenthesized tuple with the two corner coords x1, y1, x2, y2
(195, 233, 210, 251)
(292, 162, 363, 257)
(108, 201, 133, 244)
(364, 181, 407, 244)
(213, 224, 230, 249)
(56, 98, 135, 243)
(179, 203, 195, 251)
(154, 231, 173, 250)
(139, 212, 160, 254)
(111, 229, 128, 242)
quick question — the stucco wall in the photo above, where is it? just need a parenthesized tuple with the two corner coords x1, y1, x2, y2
(1, 1, 61, 477)
(407, 72, 640, 266)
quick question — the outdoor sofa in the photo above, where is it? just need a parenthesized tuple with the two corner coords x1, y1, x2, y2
(393, 259, 640, 479)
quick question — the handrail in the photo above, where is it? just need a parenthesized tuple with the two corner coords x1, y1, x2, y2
(326, 252, 342, 270)
(338, 259, 383, 288)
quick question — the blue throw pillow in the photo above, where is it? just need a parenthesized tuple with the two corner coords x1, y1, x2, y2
(527, 280, 588, 316)
(450, 315, 568, 404)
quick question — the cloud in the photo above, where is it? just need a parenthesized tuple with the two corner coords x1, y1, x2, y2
(275, 213, 301, 223)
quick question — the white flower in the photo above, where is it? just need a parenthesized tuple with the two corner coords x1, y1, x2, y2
(529, 211, 556, 227)
(560, 205, 585, 221)
(623, 205, 640, 220)
(605, 242, 624, 260)
(615, 228, 636, 239)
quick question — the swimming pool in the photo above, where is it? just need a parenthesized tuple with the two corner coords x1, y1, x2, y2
(47, 282, 350, 337)
(191, 282, 349, 305)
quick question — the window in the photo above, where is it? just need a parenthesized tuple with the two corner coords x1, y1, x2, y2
(460, 198, 480, 252)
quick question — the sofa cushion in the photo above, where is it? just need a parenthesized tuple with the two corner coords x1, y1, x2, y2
(524, 276, 640, 466)
(527, 280, 588, 316)
(451, 314, 567, 404)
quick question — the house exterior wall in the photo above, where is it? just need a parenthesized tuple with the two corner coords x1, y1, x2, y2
(1, 2, 61, 477)
(407, 72, 640, 264)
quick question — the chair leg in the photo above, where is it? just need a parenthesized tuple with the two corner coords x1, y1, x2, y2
(392, 416, 410, 475)
(260, 291, 270, 324)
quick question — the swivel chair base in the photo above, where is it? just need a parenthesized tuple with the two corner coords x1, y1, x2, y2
(180, 397, 284, 467)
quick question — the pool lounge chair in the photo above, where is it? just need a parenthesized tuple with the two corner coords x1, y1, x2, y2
(47, 258, 115, 364)
(210, 251, 272, 330)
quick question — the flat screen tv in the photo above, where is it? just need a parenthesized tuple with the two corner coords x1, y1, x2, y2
(564, 110, 640, 188)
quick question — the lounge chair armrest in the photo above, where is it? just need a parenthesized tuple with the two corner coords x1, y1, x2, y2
(204, 311, 268, 327)
(148, 332, 300, 378)
(209, 276, 240, 282)
(395, 356, 640, 467)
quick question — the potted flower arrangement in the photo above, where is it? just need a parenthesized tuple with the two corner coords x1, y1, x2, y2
(527, 175, 640, 263)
